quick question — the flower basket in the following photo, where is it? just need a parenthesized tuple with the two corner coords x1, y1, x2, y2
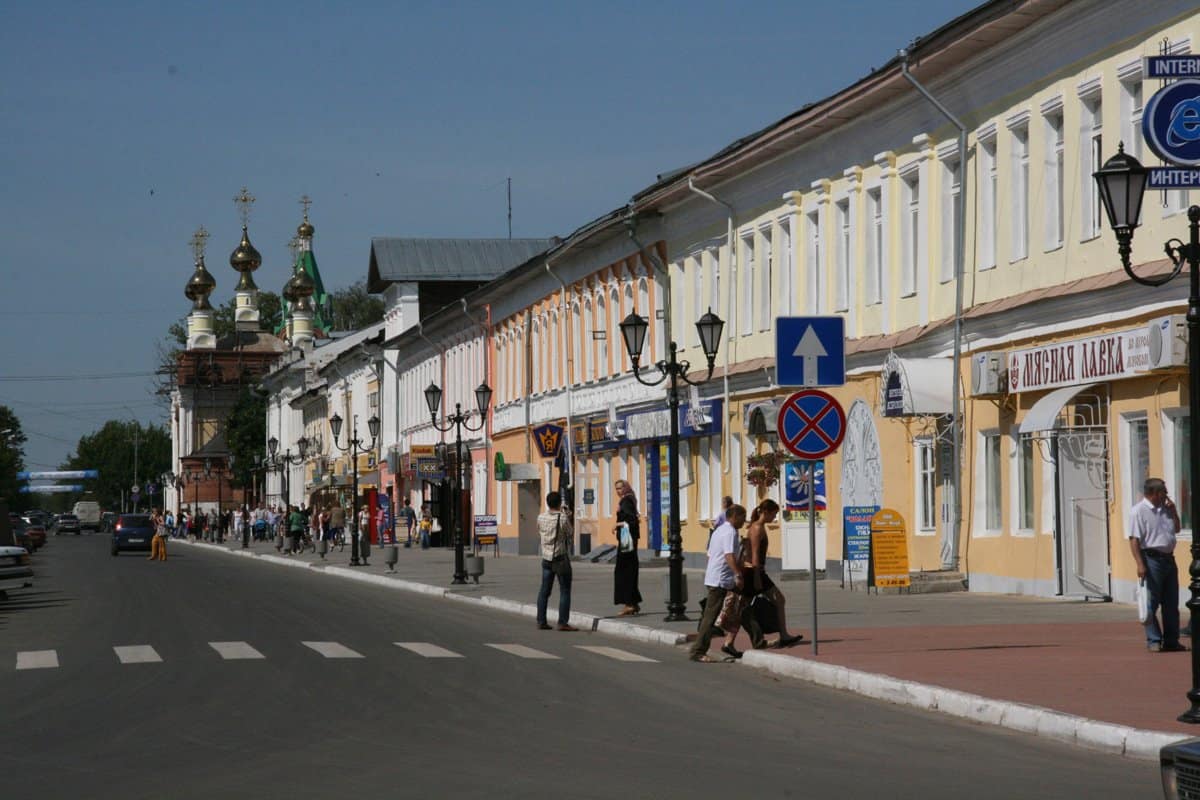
(746, 451, 786, 490)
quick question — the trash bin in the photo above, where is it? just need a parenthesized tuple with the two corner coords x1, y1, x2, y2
(385, 544, 399, 572)
(466, 555, 485, 584)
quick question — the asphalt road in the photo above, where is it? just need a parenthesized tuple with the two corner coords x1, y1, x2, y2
(0, 534, 1161, 799)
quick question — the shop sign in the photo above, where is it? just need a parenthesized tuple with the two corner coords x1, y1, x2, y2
(1143, 76, 1200, 167)
(1007, 327, 1150, 393)
(533, 423, 565, 459)
(842, 506, 877, 564)
(869, 508, 910, 589)
(415, 457, 443, 482)
(882, 370, 905, 417)
(473, 514, 498, 547)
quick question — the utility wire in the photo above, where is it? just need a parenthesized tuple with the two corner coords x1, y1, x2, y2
(0, 371, 155, 382)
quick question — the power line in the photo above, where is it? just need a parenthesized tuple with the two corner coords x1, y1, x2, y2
(0, 371, 155, 382)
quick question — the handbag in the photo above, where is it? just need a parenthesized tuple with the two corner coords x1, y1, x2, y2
(550, 515, 571, 577)
(750, 593, 781, 635)
(617, 522, 634, 553)
(1136, 579, 1150, 624)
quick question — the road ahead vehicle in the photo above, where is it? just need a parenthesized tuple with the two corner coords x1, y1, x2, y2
(111, 514, 154, 556)
(56, 513, 80, 535)
(73, 501, 101, 532)
(23, 521, 46, 551)
(0, 544, 33, 598)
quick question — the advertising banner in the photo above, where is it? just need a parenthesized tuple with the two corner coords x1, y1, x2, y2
(785, 461, 826, 512)
(869, 508, 910, 588)
(842, 505, 877, 572)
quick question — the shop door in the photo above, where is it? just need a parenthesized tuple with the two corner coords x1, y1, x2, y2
(516, 480, 542, 556)
(1055, 430, 1111, 599)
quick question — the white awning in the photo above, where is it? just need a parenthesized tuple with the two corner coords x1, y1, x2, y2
(743, 399, 782, 435)
(880, 354, 953, 417)
(1018, 383, 1100, 434)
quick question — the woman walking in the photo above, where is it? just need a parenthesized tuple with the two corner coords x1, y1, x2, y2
(613, 479, 643, 616)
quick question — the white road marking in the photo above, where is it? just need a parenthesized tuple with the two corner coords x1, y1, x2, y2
(114, 645, 162, 664)
(209, 641, 265, 660)
(302, 641, 364, 659)
(394, 642, 463, 658)
(574, 646, 658, 663)
(16, 650, 59, 670)
(485, 644, 560, 660)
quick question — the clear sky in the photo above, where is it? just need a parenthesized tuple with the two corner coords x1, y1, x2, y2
(0, 0, 977, 472)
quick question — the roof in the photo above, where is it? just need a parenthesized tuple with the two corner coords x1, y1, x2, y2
(367, 238, 556, 293)
(214, 329, 289, 354)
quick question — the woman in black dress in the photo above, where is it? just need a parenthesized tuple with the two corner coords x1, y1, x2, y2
(613, 479, 643, 615)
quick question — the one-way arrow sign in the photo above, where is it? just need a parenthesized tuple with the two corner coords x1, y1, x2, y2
(776, 316, 845, 387)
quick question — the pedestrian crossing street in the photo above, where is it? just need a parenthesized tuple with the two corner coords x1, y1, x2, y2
(11, 640, 661, 670)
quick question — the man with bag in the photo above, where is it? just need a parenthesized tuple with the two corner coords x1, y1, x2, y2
(1129, 477, 1187, 652)
(536, 491, 577, 632)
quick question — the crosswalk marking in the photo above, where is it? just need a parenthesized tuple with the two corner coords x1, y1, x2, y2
(302, 641, 364, 659)
(485, 644, 560, 660)
(209, 641, 265, 660)
(114, 645, 162, 664)
(16, 650, 58, 670)
(394, 642, 463, 658)
(575, 646, 658, 663)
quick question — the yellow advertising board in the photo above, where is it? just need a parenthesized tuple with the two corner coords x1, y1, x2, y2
(869, 508, 910, 588)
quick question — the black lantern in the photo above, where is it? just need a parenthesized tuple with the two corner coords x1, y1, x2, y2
(474, 382, 493, 416)
(1093, 142, 1148, 236)
(268, 436, 279, 458)
(297, 436, 309, 460)
(367, 414, 380, 441)
(619, 312, 649, 362)
(424, 382, 443, 417)
(329, 412, 344, 442)
(695, 308, 725, 366)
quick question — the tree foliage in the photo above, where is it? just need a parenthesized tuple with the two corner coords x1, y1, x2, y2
(0, 406, 28, 512)
(225, 388, 266, 489)
(328, 280, 385, 331)
(59, 420, 172, 511)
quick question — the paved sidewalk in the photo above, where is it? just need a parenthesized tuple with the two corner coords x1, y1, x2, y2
(178, 535, 1196, 758)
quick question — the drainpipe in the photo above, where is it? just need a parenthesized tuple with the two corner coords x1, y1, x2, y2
(461, 299, 492, 513)
(686, 177, 735, 476)
(900, 49, 966, 572)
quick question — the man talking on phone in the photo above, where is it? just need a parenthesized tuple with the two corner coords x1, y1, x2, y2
(1129, 477, 1187, 652)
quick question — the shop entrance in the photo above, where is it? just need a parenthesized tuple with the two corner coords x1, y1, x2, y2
(516, 480, 541, 556)
(1055, 430, 1112, 599)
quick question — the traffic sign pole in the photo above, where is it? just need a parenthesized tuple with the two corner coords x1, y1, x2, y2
(809, 460, 818, 656)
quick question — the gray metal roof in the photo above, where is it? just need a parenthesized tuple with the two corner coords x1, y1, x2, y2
(368, 238, 555, 292)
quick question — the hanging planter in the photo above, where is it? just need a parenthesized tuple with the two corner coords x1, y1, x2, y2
(746, 451, 786, 490)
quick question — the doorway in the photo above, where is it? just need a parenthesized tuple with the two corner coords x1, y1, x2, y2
(1055, 430, 1111, 599)
(516, 480, 542, 556)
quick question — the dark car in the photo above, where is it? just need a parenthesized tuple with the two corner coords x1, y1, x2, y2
(1161, 737, 1200, 798)
(9, 515, 33, 553)
(56, 514, 80, 535)
(23, 522, 46, 551)
(111, 514, 154, 556)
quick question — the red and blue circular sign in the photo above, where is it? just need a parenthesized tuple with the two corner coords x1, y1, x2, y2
(1144, 79, 1200, 167)
(777, 390, 846, 460)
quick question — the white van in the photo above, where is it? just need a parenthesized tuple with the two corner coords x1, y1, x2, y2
(72, 501, 101, 531)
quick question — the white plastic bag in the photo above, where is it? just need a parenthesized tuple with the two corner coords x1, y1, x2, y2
(1136, 579, 1150, 624)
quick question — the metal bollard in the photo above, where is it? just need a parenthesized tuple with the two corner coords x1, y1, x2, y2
(385, 544, 399, 572)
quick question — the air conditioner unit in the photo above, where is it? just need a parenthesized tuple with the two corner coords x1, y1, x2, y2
(1147, 315, 1188, 369)
(970, 351, 1005, 396)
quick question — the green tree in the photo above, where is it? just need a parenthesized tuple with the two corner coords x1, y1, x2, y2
(60, 420, 171, 511)
(328, 280, 385, 331)
(0, 406, 28, 512)
(225, 388, 266, 490)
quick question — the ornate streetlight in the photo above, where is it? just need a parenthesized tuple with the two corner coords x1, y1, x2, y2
(425, 381, 492, 584)
(329, 413, 380, 566)
(1094, 144, 1199, 722)
(619, 307, 724, 620)
(266, 435, 309, 510)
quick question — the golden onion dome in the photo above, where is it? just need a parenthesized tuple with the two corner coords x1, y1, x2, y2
(281, 273, 299, 303)
(184, 256, 216, 310)
(290, 263, 315, 311)
(229, 225, 262, 273)
(297, 218, 315, 238)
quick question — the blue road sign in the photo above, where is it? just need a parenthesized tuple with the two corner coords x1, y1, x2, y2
(777, 390, 846, 460)
(1144, 78, 1200, 167)
(775, 316, 845, 387)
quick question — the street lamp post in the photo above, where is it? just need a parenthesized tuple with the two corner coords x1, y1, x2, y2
(424, 381, 492, 585)
(203, 458, 213, 541)
(329, 413, 380, 567)
(266, 436, 309, 510)
(1094, 144, 1200, 723)
(619, 308, 724, 621)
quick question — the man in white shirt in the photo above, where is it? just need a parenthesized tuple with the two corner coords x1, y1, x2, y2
(536, 491, 577, 631)
(1128, 477, 1186, 652)
(690, 504, 747, 662)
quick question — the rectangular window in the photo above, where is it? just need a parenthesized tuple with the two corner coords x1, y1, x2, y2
(979, 136, 997, 269)
(917, 439, 936, 531)
(691, 254, 704, 347)
(778, 219, 793, 316)
(1011, 124, 1029, 261)
(1084, 98, 1102, 240)
(900, 172, 919, 297)
(941, 155, 960, 283)
(1175, 415, 1192, 532)
(1044, 111, 1064, 250)
(1129, 417, 1150, 508)
(708, 248, 720, 319)
(740, 234, 754, 336)
(806, 211, 822, 314)
(835, 199, 850, 311)
(758, 228, 773, 331)
(1017, 434, 1034, 532)
(866, 188, 883, 304)
(984, 431, 1002, 531)
(1121, 74, 1144, 161)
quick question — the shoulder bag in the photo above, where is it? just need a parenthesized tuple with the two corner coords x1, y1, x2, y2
(551, 514, 571, 577)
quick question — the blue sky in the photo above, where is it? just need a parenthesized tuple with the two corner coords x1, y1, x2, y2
(0, 0, 977, 471)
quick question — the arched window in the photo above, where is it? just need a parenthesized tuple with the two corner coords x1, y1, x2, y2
(595, 293, 608, 378)
(609, 285, 621, 373)
(531, 318, 542, 394)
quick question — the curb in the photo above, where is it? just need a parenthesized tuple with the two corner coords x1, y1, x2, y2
(176, 539, 1182, 758)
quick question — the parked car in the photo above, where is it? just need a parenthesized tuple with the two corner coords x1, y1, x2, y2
(100, 512, 117, 533)
(56, 513, 80, 535)
(23, 521, 46, 551)
(0, 544, 33, 598)
(1161, 738, 1200, 797)
(8, 515, 33, 553)
(111, 514, 155, 556)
